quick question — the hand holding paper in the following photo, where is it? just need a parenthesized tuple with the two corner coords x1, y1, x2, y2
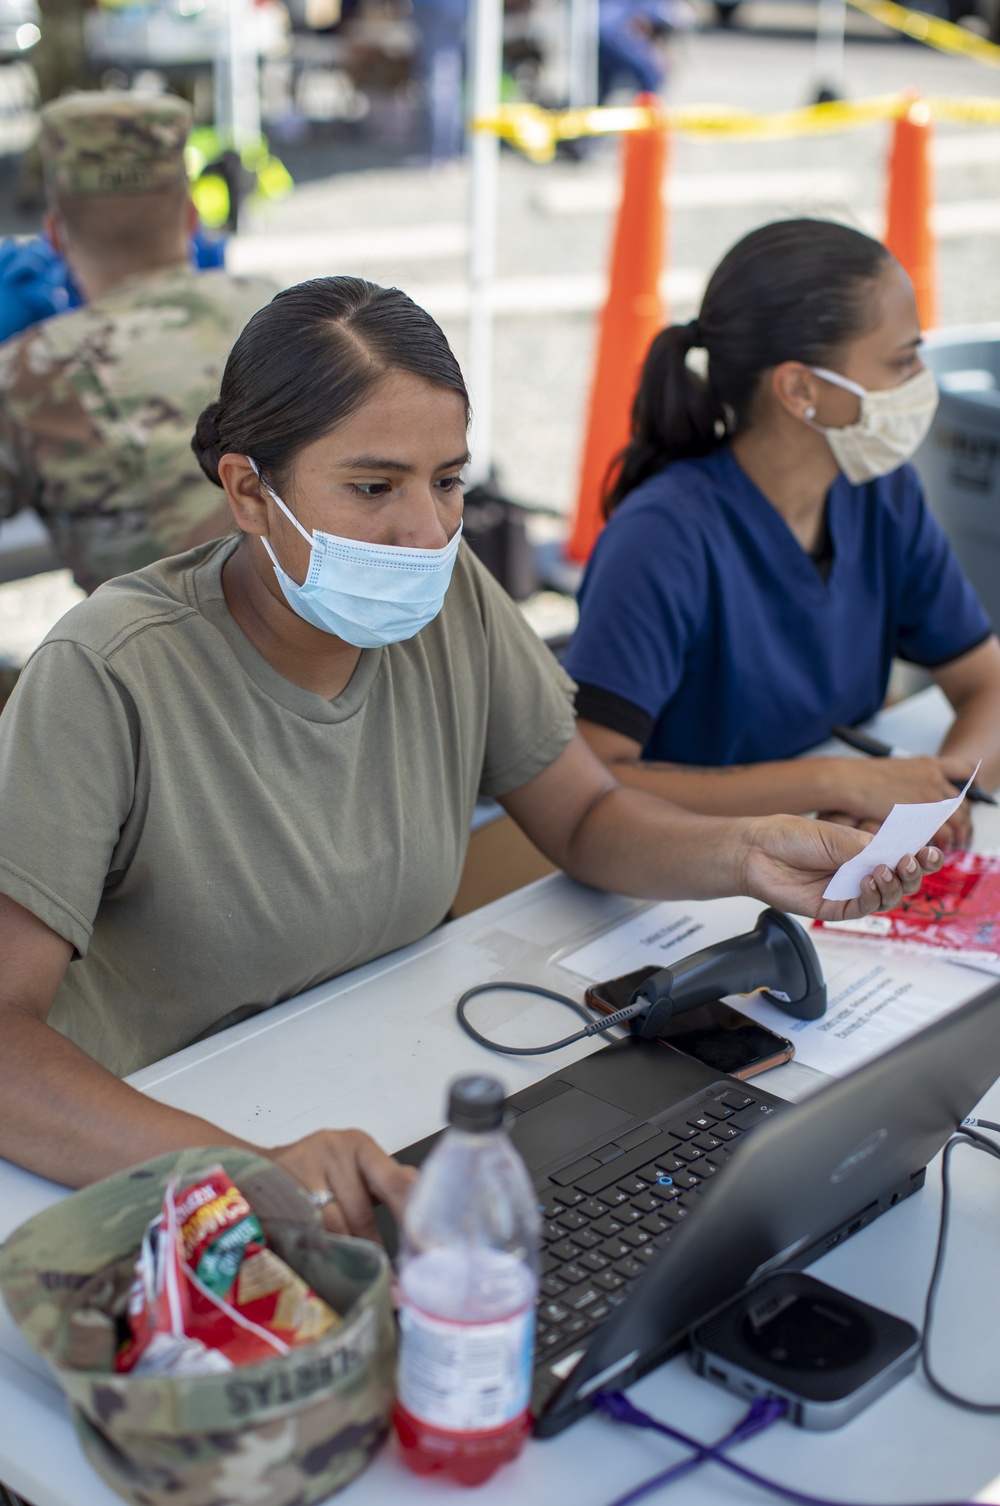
(822, 763, 981, 902)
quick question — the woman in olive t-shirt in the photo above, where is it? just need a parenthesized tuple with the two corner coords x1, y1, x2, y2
(0, 276, 939, 1237)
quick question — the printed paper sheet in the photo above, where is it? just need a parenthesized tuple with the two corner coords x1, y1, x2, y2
(557, 898, 988, 1078)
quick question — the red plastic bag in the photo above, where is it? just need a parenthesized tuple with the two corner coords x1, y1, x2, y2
(816, 849, 1000, 963)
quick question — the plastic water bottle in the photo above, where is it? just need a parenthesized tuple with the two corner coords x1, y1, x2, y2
(394, 1074, 540, 1485)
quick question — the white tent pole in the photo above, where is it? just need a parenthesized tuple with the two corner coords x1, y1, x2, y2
(215, 0, 261, 148)
(213, 0, 230, 139)
(465, 0, 503, 488)
(568, 0, 599, 109)
(230, 0, 262, 148)
(813, 0, 847, 101)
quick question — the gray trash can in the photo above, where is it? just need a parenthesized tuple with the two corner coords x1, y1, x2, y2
(912, 324, 1000, 631)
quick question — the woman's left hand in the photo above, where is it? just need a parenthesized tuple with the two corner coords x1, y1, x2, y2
(741, 813, 942, 921)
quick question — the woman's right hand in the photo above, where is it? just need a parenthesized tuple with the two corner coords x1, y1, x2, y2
(740, 812, 941, 922)
(271, 1128, 417, 1245)
(828, 755, 975, 848)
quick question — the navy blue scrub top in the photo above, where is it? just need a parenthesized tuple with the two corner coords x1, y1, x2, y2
(563, 447, 992, 766)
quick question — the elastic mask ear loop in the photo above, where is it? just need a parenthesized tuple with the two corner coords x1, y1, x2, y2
(247, 456, 315, 549)
(809, 366, 868, 401)
(259, 535, 287, 578)
(804, 367, 867, 436)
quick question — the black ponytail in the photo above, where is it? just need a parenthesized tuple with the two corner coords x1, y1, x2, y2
(603, 219, 893, 517)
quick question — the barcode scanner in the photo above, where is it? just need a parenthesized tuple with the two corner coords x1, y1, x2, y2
(455, 908, 826, 1059)
(629, 908, 827, 1041)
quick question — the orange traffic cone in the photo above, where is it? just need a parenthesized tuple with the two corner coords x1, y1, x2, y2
(566, 97, 669, 564)
(884, 98, 939, 330)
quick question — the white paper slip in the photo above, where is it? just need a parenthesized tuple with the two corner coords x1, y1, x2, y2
(822, 762, 981, 901)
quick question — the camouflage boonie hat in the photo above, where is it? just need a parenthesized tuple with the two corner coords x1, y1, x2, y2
(0, 1147, 395, 1506)
(39, 90, 192, 195)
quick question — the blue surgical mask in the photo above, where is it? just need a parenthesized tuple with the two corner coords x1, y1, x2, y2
(248, 459, 463, 649)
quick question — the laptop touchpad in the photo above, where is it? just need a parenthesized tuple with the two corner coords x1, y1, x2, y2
(507, 1088, 631, 1171)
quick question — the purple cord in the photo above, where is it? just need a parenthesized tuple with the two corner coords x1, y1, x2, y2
(595, 1391, 976, 1506)
(596, 1393, 786, 1506)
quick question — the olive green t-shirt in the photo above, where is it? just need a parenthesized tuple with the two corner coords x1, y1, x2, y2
(0, 537, 576, 1075)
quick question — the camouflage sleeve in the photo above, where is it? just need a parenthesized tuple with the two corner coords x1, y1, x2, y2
(0, 335, 44, 520)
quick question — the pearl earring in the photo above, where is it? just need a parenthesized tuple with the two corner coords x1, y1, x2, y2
(805, 405, 817, 420)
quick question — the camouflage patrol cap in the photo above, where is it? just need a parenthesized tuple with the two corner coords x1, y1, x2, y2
(0, 1147, 396, 1506)
(39, 90, 192, 195)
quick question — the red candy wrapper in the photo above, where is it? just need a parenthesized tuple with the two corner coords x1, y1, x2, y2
(816, 849, 1000, 965)
(117, 1165, 337, 1375)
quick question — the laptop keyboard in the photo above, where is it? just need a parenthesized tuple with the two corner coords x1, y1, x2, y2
(533, 1086, 780, 1372)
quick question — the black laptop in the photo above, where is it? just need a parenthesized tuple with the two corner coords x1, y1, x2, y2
(388, 978, 1000, 1436)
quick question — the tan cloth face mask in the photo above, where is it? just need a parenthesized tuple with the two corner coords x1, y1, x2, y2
(806, 364, 939, 485)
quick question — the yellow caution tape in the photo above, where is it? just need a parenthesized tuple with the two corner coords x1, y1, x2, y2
(933, 94, 1000, 122)
(474, 94, 1000, 162)
(845, 0, 1000, 68)
(475, 0, 1000, 163)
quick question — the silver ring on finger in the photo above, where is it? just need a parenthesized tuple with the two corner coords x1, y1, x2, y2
(307, 1188, 337, 1209)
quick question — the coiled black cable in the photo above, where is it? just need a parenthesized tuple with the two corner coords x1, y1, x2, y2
(455, 980, 646, 1056)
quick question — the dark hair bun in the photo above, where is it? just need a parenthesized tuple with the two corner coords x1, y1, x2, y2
(191, 401, 225, 488)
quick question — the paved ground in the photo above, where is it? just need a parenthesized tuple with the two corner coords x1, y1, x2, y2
(1, 5, 999, 658)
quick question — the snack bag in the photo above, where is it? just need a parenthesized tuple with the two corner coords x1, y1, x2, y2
(117, 1165, 338, 1374)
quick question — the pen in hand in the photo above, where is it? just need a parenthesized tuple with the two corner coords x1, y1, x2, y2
(831, 725, 998, 806)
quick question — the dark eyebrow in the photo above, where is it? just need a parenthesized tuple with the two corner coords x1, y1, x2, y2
(339, 455, 415, 472)
(338, 452, 471, 472)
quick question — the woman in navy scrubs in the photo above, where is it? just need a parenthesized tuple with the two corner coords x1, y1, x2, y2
(564, 219, 1000, 841)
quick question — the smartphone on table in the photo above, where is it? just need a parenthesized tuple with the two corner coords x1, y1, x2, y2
(584, 964, 793, 1080)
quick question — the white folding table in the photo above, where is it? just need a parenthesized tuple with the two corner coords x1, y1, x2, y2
(3, 687, 1000, 1506)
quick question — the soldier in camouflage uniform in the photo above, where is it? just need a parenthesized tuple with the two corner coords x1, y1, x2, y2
(0, 91, 277, 597)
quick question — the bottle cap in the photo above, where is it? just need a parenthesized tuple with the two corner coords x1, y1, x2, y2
(447, 1075, 505, 1132)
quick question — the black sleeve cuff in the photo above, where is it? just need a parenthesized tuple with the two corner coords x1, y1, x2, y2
(900, 628, 994, 670)
(574, 682, 655, 747)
